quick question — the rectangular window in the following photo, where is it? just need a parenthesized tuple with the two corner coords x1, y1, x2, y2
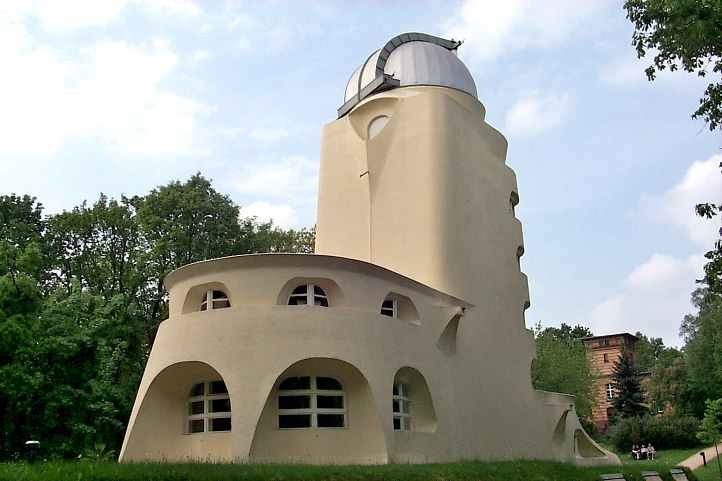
(279, 395, 310, 410)
(188, 419, 205, 433)
(209, 417, 231, 432)
(279, 414, 312, 429)
(603, 353, 609, 363)
(317, 414, 345, 428)
(606, 383, 614, 400)
(393, 382, 411, 431)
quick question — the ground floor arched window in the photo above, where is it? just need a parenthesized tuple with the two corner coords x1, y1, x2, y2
(187, 380, 231, 433)
(277, 376, 345, 429)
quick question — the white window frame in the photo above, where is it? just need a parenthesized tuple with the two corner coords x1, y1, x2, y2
(393, 382, 412, 431)
(287, 283, 328, 307)
(381, 298, 398, 318)
(200, 290, 230, 311)
(606, 383, 614, 401)
(187, 381, 231, 434)
(277, 376, 346, 429)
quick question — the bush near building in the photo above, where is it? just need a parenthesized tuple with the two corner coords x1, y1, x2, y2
(608, 415, 701, 451)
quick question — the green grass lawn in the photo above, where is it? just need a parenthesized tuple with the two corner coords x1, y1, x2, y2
(694, 460, 722, 481)
(618, 447, 702, 467)
(0, 459, 700, 481)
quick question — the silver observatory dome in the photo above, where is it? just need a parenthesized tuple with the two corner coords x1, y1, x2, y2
(338, 32, 477, 118)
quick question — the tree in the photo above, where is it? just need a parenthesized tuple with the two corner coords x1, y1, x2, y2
(680, 291, 722, 416)
(612, 350, 648, 418)
(625, 0, 722, 131)
(531, 323, 597, 424)
(697, 398, 722, 480)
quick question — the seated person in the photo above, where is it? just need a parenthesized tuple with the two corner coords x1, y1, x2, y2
(640, 445, 648, 459)
(647, 444, 655, 460)
(631, 445, 639, 460)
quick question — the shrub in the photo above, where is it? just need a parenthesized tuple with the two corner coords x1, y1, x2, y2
(608, 415, 701, 451)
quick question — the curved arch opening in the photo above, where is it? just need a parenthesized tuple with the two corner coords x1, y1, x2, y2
(276, 277, 344, 307)
(120, 361, 232, 462)
(380, 292, 420, 323)
(250, 357, 387, 464)
(392, 367, 437, 433)
(182, 282, 232, 314)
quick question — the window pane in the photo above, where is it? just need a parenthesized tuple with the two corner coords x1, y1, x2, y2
(210, 398, 231, 413)
(403, 417, 411, 431)
(392, 400, 400, 414)
(393, 417, 401, 431)
(291, 285, 307, 295)
(392, 384, 399, 396)
(200, 302, 208, 311)
(189, 401, 204, 415)
(279, 414, 311, 429)
(401, 400, 410, 414)
(189, 419, 205, 433)
(213, 299, 230, 309)
(279, 376, 310, 391)
(288, 295, 307, 306)
(209, 381, 228, 394)
(190, 383, 204, 396)
(317, 395, 343, 409)
(316, 377, 342, 391)
(317, 414, 344, 428)
(314, 296, 329, 307)
(212, 290, 226, 299)
(381, 308, 393, 317)
(210, 417, 231, 432)
(313, 285, 326, 296)
(279, 395, 310, 409)
(382, 299, 394, 309)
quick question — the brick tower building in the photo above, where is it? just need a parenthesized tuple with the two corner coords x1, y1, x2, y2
(581, 333, 638, 431)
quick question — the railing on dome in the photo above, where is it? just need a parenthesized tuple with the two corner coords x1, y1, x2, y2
(337, 32, 462, 119)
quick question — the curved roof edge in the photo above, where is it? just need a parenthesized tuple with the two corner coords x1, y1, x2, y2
(337, 32, 462, 119)
(164, 252, 473, 308)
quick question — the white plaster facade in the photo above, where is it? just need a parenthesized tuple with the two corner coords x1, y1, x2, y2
(119, 33, 620, 466)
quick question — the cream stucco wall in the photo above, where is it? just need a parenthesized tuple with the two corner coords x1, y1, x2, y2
(119, 85, 619, 466)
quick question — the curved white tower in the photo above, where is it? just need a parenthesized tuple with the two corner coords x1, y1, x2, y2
(119, 32, 619, 466)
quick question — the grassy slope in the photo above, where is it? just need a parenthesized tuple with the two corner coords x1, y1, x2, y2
(0, 459, 699, 481)
(694, 460, 722, 481)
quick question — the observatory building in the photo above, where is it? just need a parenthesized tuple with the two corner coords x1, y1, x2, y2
(119, 33, 619, 466)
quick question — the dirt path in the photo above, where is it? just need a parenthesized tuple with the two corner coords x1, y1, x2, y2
(679, 443, 722, 470)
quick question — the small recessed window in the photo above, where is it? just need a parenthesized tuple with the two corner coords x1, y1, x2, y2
(277, 375, 345, 429)
(603, 353, 609, 363)
(288, 284, 328, 307)
(200, 290, 230, 311)
(393, 382, 412, 431)
(187, 380, 231, 434)
(381, 298, 397, 317)
(606, 383, 614, 401)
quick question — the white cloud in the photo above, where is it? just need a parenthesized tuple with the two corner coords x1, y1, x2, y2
(0, 32, 206, 158)
(504, 91, 571, 137)
(232, 155, 318, 199)
(589, 253, 704, 346)
(240, 201, 298, 228)
(588, 156, 721, 346)
(640, 154, 722, 247)
(445, 0, 605, 61)
(2, 0, 201, 32)
(248, 128, 289, 143)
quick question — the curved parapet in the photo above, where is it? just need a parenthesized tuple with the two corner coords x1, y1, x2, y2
(535, 390, 621, 467)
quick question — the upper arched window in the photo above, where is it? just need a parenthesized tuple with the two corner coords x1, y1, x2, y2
(200, 290, 230, 311)
(277, 376, 345, 428)
(187, 380, 231, 433)
(380, 297, 397, 318)
(288, 284, 328, 307)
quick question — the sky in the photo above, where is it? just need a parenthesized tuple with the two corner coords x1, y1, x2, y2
(1, 0, 720, 346)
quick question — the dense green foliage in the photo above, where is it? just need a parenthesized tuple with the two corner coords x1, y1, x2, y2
(698, 398, 722, 445)
(625, 0, 722, 131)
(612, 352, 648, 418)
(634, 333, 685, 414)
(531, 323, 596, 423)
(608, 415, 701, 451)
(0, 460, 701, 481)
(0, 175, 315, 460)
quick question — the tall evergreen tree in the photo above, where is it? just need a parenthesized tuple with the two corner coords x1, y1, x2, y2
(612, 350, 648, 418)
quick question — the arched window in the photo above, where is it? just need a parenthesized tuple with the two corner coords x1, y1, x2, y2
(392, 382, 411, 431)
(187, 380, 231, 433)
(277, 376, 345, 429)
(287, 284, 328, 307)
(380, 297, 397, 317)
(200, 290, 230, 311)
